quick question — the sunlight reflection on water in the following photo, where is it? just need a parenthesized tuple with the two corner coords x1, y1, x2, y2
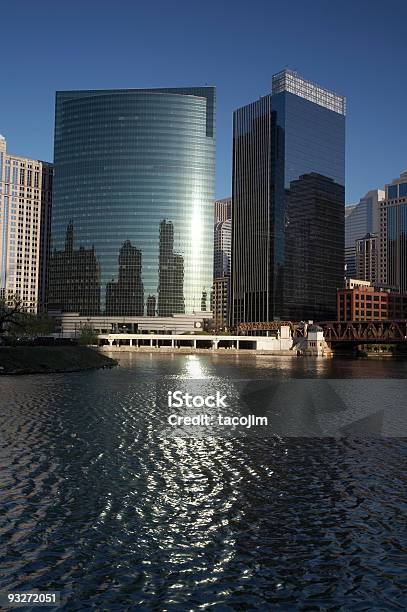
(0, 353, 406, 608)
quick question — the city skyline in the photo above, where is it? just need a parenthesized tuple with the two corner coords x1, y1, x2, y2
(1, 0, 406, 204)
(1, 5, 406, 611)
(1, 72, 405, 325)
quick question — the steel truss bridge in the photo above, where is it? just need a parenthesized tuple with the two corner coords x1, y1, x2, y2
(237, 320, 407, 344)
(319, 320, 407, 344)
(237, 321, 306, 336)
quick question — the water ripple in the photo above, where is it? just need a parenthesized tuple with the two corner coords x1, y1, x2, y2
(0, 356, 406, 609)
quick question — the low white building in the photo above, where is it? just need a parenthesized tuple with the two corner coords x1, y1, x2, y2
(49, 311, 212, 337)
(97, 325, 294, 353)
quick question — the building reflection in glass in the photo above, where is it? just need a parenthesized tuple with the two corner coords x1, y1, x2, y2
(105, 240, 144, 316)
(47, 222, 101, 315)
(284, 173, 345, 321)
(157, 220, 185, 316)
(146, 295, 156, 317)
(201, 290, 208, 312)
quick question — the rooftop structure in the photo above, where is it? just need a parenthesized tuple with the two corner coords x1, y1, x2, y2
(272, 69, 346, 115)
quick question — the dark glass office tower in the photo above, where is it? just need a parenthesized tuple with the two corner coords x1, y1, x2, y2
(231, 69, 345, 325)
(48, 87, 215, 316)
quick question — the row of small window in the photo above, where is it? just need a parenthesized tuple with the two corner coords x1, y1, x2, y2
(13, 289, 37, 295)
(354, 296, 385, 302)
(8, 214, 39, 220)
(10, 265, 37, 272)
(9, 222, 38, 228)
(9, 213, 39, 219)
(2, 168, 41, 188)
(8, 256, 38, 262)
(10, 279, 36, 285)
(8, 216, 39, 222)
(5, 160, 40, 170)
(9, 231, 36, 239)
(3, 203, 40, 211)
(2, 170, 52, 191)
(8, 269, 37, 276)
(9, 238, 38, 244)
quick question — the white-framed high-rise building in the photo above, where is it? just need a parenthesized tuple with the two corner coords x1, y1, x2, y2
(214, 218, 232, 279)
(345, 189, 384, 279)
(212, 207, 232, 330)
(214, 197, 232, 224)
(0, 135, 53, 312)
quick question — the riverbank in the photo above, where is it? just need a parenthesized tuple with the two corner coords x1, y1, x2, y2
(0, 346, 117, 375)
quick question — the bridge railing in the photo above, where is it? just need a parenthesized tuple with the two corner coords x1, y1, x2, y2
(236, 321, 306, 336)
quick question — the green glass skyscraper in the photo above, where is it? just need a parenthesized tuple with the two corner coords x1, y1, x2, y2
(48, 87, 215, 318)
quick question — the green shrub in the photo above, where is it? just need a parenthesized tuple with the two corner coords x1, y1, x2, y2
(78, 324, 98, 345)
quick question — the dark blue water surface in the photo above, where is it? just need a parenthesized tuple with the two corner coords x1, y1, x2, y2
(0, 353, 406, 610)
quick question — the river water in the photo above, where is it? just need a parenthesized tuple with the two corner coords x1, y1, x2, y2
(0, 353, 406, 610)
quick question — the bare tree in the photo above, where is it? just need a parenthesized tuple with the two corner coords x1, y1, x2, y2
(0, 294, 28, 335)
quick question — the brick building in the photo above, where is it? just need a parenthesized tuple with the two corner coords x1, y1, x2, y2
(337, 283, 407, 321)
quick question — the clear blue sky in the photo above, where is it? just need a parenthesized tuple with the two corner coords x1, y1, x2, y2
(1, 0, 406, 203)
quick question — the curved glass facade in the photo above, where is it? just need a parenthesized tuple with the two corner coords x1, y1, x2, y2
(48, 87, 215, 316)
